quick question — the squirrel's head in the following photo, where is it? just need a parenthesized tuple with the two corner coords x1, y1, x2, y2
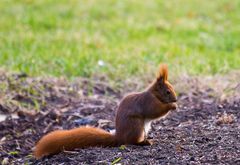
(151, 64, 177, 104)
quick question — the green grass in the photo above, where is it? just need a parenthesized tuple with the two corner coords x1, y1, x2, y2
(0, 0, 240, 80)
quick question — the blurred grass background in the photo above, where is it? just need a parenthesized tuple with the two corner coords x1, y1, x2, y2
(0, 0, 239, 80)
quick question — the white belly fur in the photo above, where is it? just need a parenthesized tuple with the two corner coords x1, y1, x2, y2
(144, 119, 152, 135)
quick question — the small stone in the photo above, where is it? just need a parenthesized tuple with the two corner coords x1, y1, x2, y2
(1, 158, 9, 165)
(217, 104, 223, 109)
(189, 156, 195, 161)
(217, 136, 222, 140)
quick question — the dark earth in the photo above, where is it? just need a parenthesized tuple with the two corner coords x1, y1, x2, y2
(0, 73, 239, 165)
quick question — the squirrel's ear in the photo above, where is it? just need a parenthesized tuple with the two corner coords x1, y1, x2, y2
(157, 64, 168, 82)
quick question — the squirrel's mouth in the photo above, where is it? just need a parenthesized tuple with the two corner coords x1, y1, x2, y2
(172, 96, 177, 102)
(167, 98, 177, 104)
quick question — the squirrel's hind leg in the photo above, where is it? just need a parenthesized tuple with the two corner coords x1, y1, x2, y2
(136, 139, 153, 146)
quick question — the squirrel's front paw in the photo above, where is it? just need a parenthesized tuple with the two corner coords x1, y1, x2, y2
(170, 103, 177, 110)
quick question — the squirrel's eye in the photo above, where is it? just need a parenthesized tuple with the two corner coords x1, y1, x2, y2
(166, 90, 171, 95)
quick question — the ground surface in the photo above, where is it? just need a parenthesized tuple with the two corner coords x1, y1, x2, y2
(0, 74, 239, 165)
(1, 0, 240, 79)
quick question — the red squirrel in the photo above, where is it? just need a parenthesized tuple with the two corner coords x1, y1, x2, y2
(34, 64, 177, 159)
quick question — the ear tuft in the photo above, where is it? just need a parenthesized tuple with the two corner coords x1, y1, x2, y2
(157, 64, 168, 81)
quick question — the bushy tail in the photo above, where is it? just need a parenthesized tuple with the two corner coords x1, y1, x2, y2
(34, 126, 117, 159)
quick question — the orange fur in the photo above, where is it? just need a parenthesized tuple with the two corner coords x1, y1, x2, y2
(157, 64, 168, 81)
(34, 64, 177, 159)
(34, 127, 116, 159)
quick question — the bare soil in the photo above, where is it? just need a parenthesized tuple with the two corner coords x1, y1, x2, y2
(0, 73, 239, 165)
